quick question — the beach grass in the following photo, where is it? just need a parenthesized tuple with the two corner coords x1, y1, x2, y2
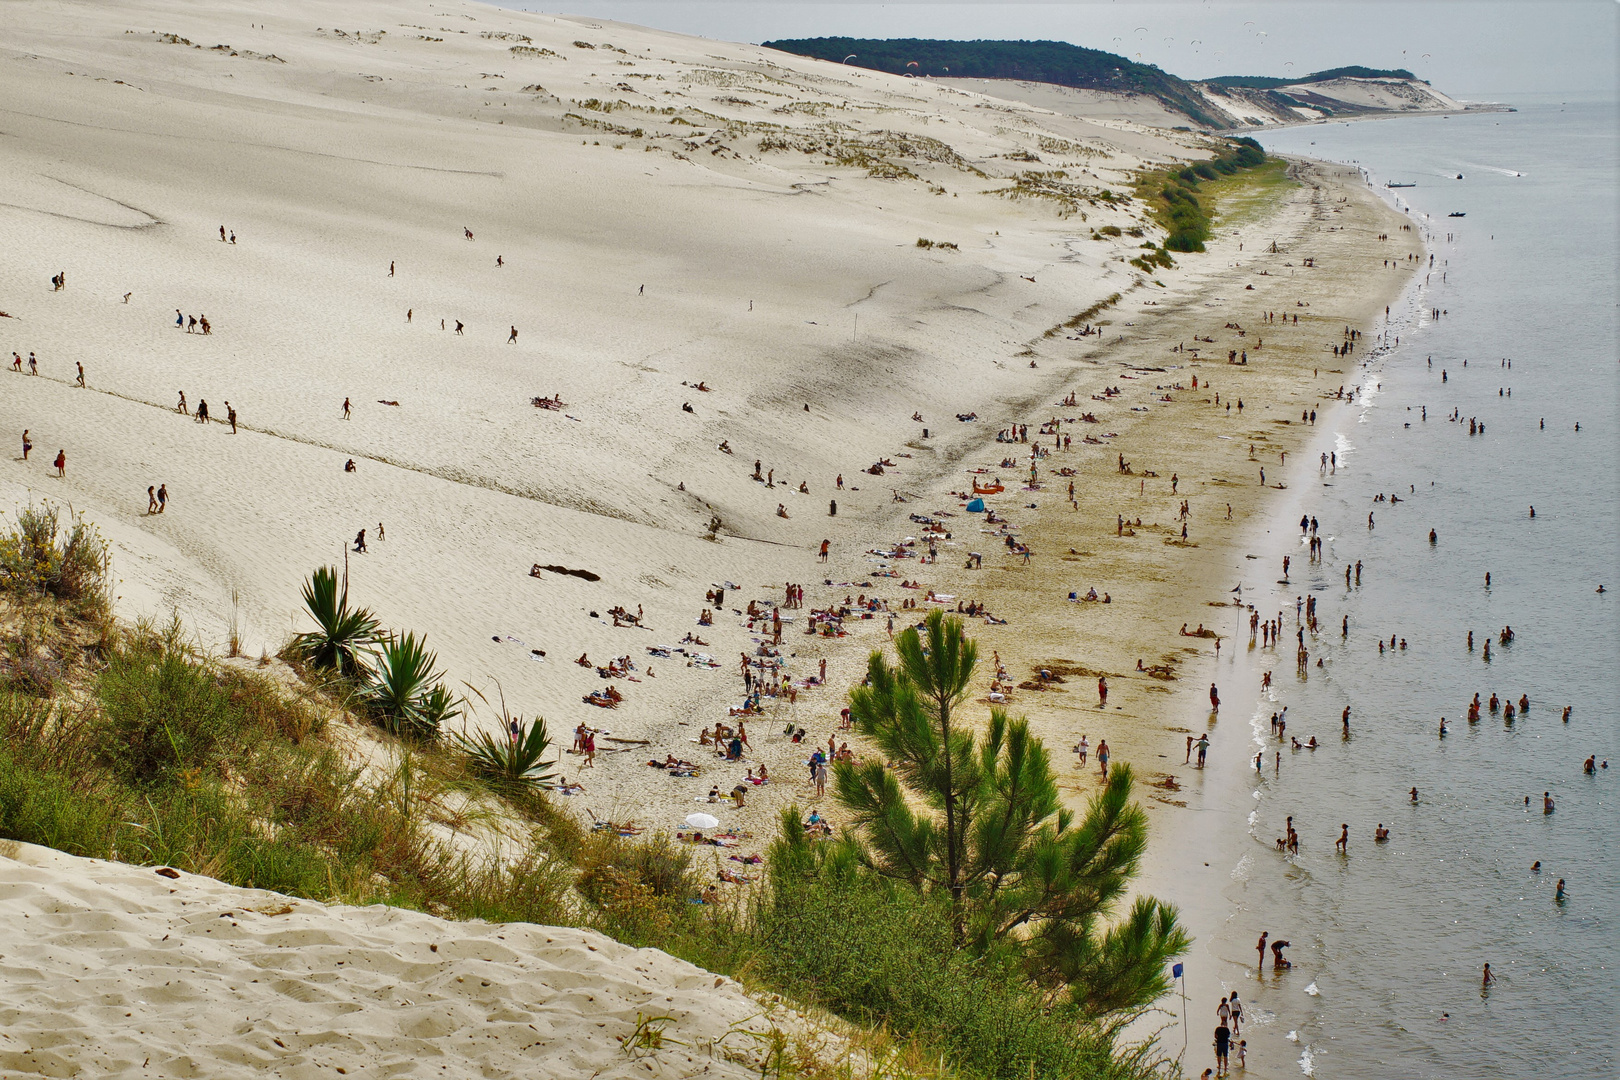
(0, 524, 1162, 1080)
(1134, 138, 1268, 251)
(0, 582, 1163, 1079)
(1203, 156, 1298, 228)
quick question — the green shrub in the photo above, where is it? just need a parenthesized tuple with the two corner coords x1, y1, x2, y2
(0, 746, 122, 857)
(1137, 139, 1267, 254)
(757, 873, 1132, 1080)
(98, 637, 257, 785)
(0, 503, 111, 616)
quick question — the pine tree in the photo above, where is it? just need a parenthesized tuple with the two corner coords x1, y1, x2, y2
(787, 610, 1189, 1016)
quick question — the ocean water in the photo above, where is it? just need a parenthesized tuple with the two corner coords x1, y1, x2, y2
(1180, 100, 1617, 1079)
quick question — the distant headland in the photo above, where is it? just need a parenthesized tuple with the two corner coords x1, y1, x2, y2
(762, 38, 1507, 129)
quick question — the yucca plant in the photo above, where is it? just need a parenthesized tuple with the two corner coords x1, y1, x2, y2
(288, 567, 382, 679)
(369, 631, 447, 740)
(416, 682, 463, 736)
(455, 715, 555, 791)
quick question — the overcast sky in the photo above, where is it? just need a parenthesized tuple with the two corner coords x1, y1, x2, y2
(491, 1, 1618, 98)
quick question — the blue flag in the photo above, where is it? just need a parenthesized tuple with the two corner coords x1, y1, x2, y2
(1172, 963, 1184, 979)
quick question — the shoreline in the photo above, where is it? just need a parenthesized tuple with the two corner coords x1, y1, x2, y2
(1122, 173, 1436, 1074)
(1211, 101, 1513, 137)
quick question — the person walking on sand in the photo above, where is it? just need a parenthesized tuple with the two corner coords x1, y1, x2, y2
(176, 308, 184, 329)
(196, 399, 209, 424)
(1097, 676, 1108, 707)
(454, 320, 464, 335)
(75, 362, 85, 387)
(147, 486, 158, 515)
(819, 539, 830, 562)
(508, 325, 518, 344)
(582, 728, 596, 768)
(157, 484, 167, 513)
(1097, 739, 1110, 778)
(406, 308, 412, 324)
(226, 402, 237, 434)
(177, 391, 188, 415)
(28, 353, 37, 375)
(354, 528, 367, 553)
(10, 353, 20, 372)
(21, 430, 31, 461)
(342, 397, 351, 420)
(389, 260, 395, 277)
(53, 449, 65, 477)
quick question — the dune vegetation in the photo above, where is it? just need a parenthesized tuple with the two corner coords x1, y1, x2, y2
(0, 504, 1180, 1080)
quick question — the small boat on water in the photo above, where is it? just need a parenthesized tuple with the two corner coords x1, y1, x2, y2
(1386, 182, 1416, 189)
(1448, 212, 1466, 218)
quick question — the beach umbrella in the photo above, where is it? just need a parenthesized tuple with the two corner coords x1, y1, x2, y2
(686, 812, 720, 830)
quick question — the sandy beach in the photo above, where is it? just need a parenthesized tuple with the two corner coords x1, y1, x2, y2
(0, 1, 1430, 1071)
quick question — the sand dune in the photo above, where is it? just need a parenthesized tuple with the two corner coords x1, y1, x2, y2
(0, 839, 832, 1077)
(1, 0, 1192, 676)
(0, 0, 1211, 791)
(0, 0, 1417, 859)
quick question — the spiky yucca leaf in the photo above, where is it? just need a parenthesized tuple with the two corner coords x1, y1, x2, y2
(370, 632, 445, 739)
(288, 567, 382, 678)
(456, 716, 555, 790)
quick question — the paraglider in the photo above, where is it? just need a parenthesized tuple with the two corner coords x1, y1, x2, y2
(842, 54, 857, 64)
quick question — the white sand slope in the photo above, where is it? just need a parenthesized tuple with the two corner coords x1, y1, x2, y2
(0, 4, 1202, 698)
(0, 840, 824, 1078)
